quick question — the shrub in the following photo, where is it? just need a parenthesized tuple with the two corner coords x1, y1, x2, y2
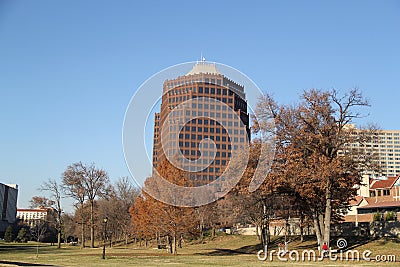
(16, 228, 29, 243)
(385, 211, 395, 221)
(373, 212, 381, 222)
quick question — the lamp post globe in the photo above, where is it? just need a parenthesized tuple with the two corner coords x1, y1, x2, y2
(102, 217, 108, 259)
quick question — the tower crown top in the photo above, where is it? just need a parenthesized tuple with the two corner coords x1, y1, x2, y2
(186, 61, 221, 76)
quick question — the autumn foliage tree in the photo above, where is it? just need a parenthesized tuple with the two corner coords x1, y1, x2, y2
(130, 159, 198, 254)
(251, 88, 374, 248)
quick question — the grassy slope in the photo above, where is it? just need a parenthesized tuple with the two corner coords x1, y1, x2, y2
(0, 235, 399, 267)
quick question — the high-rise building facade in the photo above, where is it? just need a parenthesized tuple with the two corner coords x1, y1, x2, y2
(343, 129, 400, 177)
(152, 62, 250, 187)
(0, 183, 18, 233)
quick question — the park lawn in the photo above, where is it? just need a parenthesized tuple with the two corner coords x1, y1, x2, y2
(0, 236, 399, 267)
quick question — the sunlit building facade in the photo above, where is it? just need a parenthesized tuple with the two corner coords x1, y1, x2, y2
(152, 62, 250, 188)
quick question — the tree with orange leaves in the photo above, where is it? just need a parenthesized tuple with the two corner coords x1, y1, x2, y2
(130, 159, 198, 254)
(249, 88, 375, 248)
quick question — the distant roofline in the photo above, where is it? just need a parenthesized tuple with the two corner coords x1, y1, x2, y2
(0, 182, 18, 189)
(17, 208, 48, 212)
(370, 175, 399, 189)
(358, 200, 400, 209)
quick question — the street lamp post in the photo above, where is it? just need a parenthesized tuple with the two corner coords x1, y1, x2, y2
(102, 217, 108, 259)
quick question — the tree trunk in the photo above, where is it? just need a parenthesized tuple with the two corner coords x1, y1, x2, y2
(90, 200, 94, 248)
(57, 209, 62, 249)
(80, 207, 85, 249)
(167, 235, 172, 254)
(284, 218, 289, 244)
(57, 230, 61, 249)
(199, 219, 204, 241)
(313, 213, 322, 249)
(323, 179, 332, 248)
(299, 212, 304, 243)
(172, 234, 177, 255)
(255, 224, 260, 241)
(318, 213, 325, 239)
(179, 234, 183, 248)
(261, 202, 269, 246)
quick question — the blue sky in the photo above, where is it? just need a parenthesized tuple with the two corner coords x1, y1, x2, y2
(1, 0, 399, 211)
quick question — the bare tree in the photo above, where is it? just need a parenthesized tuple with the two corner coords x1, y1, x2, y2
(114, 177, 140, 245)
(62, 163, 87, 248)
(61, 212, 77, 244)
(63, 162, 110, 248)
(30, 219, 48, 258)
(40, 178, 63, 248)
(29, 196, 54, 209)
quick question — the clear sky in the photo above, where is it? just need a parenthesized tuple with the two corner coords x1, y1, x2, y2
(1, 0, 399, 212)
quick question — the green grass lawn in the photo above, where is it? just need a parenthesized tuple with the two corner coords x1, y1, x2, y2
(0, 235, 399, 267)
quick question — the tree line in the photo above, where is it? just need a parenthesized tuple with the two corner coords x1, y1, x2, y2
(4, 88, 377, 255)
(128, 87, 376, 253)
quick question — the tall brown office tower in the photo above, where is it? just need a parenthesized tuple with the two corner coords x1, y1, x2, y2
(152, 61, 250, 189)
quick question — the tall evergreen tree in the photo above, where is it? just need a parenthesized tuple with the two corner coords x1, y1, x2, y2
(4, 225, 14, 242)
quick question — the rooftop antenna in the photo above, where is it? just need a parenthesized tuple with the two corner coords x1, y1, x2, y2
(200, 52, 205, 62)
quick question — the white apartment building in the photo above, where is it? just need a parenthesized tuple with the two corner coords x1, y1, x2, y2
(17, 208, 48, 227)
(343, 128, 400, 177)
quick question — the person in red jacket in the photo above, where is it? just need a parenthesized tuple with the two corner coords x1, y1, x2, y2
(322, 242, 329, 257)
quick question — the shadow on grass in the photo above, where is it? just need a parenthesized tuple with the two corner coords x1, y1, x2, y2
(331, 235, 377, 251)
(194, 247, 257, 256)
(0, 243, 69, 255)
(194, 235, 399, 256)
(0, 260, 59, 266)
